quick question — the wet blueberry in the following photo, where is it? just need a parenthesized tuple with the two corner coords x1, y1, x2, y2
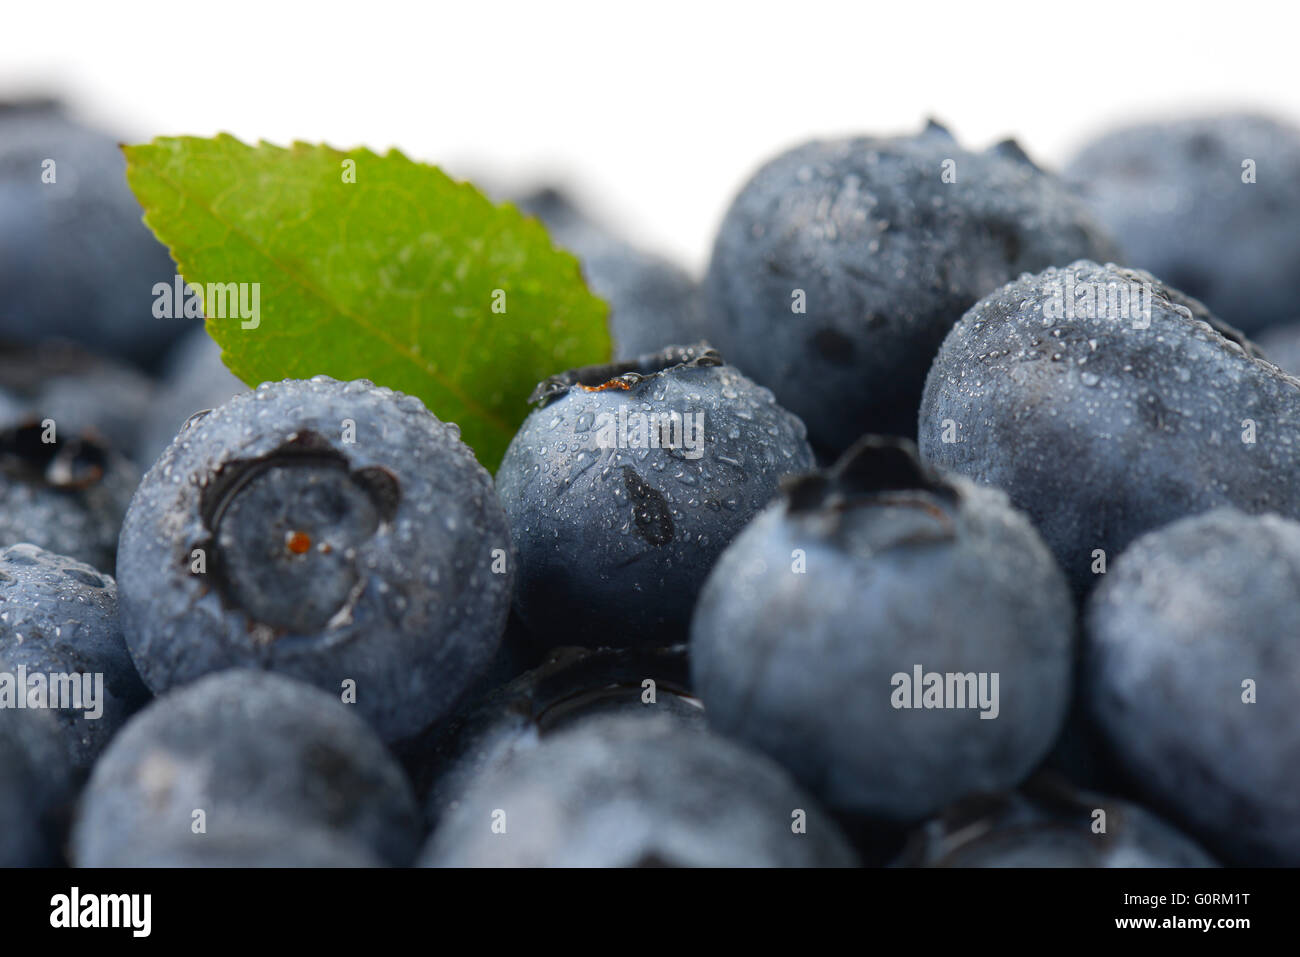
(496, 344, 814, 648)
(117, 376, 513, 742)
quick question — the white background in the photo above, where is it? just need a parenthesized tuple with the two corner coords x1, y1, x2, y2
(2, 0, 1292, 270)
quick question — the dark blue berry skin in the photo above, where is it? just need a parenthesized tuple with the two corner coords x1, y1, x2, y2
(0, 706, 76, 866)
(419, 714, 857, 867)
(0, 340, 156, 462)
(919, 260, 1300, 597)
(94, 819, 381, 867)
(136, 327, 247, 469)
(0, 544, 150, 770)
(895, 777, 1217, 867)
(0, 100, 184, 369)
(516, 188, 703, 359)
(690, 437, 1074, 823)
(406, 644, 703, 826)
(0, 418, 138, 574)
(72, 670, 420, 867)
(1086, 509, 1300, 866)
(1065, 114, 1300, 334)
(117, 376, 513, 743)
(496, 344, 815, 649)
(1255, 322, 1300, 377)
(702, 121, 1117, 454)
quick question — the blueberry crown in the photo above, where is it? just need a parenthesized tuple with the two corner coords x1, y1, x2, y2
(781, 434, 959, 515)
(0, 421, 110, 490)
(527, 342, 724, 406)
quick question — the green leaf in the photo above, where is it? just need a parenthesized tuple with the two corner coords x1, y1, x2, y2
(124, 135, 610, 471)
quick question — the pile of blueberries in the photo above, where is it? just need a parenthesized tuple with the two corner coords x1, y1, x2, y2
(3, 99, 1299, 868)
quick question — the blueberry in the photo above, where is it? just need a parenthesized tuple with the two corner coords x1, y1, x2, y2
(97, 818, 381, 868)
(919, 260, 1300, 596)
(117, 376, 513, 742)
(1085, 508, 1300, 866)
(419, 713, 857, 867)
(72, 669, 421, 867)
(1065, 114, 1300, 333)
(404, 643, 703, 826)
(0, 99, 184, 368)
(690, 436, 1074, 822)
(0, 340, 156, 459)
(496, 343, 814, 648)
(136, 328, 248, 468)
(0, 543, 149, 770)
(516, 187, 702, 358)
(1255, 322, 1300, 377)
(0, 706, 76, 866)
(0, 418, 138, 573)
(702, 120, 1117, 453)
(895, 776, 1217, 867)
